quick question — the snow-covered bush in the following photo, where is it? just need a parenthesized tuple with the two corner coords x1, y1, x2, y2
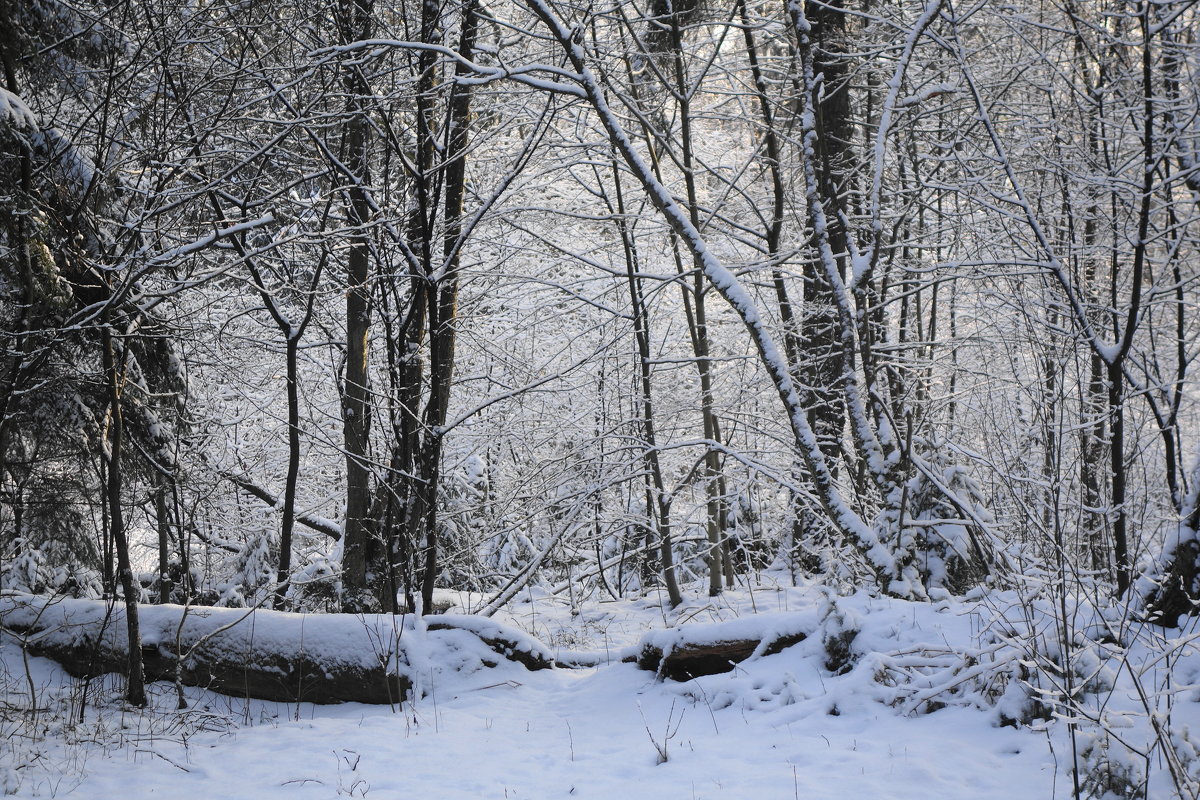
(876, 441, 995, 599)
(216, 533, 276, 607)
(1078, 730, 1146, 800)
(1, 537, 100, 598)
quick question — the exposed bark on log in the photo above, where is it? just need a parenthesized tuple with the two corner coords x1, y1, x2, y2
(1, 596, 552, 705)
(28, 633, 410, 705)
(636, 630, 809, 681)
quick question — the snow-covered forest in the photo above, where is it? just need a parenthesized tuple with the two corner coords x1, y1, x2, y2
(3, 0, 1200, 796)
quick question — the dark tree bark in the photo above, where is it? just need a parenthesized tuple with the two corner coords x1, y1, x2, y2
(636, 630, 809, 681)
(799, 0, 851, 466)
(103, 323, 146, 708)
(414, 0, 480, 613)
(337, 0, 378, 612)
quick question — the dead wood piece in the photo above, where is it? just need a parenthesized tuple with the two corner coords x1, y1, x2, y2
(637, 631, 808, 681)
(24, 633, 409, 705)
(153, 646, 408, 705)
(424, 620, 553, 671)
(5, 600, 553, 705)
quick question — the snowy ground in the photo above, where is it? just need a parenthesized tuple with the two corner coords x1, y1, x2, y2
(3, 579, 1196, 799)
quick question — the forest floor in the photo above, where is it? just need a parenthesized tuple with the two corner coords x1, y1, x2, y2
(2, 578, 1194, 799)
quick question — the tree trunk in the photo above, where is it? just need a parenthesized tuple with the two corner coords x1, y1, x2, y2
(660, 9, 729, 597)
(612, 156, 683, 608)
(337, 0, 377, 612)
(275, 333, 303, 609)
(800, 0, 850, 467)
(415, 0, 479, 613)
(103, 324, 146, 708)
(740, 0, 825, 576)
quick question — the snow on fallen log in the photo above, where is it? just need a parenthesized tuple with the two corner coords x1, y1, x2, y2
(634, 611, 819, 681)
(424, 614, 555, 672)
(0, 594, 553, 705)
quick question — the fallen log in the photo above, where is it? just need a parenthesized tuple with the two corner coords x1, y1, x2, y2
(634, 612, 815, 681)
(426, 615, 554, 672)
(0, 594, 553, 705)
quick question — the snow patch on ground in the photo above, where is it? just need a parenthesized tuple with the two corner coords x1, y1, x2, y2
(3, 580, 1198, 798)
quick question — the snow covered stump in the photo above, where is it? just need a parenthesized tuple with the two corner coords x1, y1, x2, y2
(0, 595, 553, 705)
